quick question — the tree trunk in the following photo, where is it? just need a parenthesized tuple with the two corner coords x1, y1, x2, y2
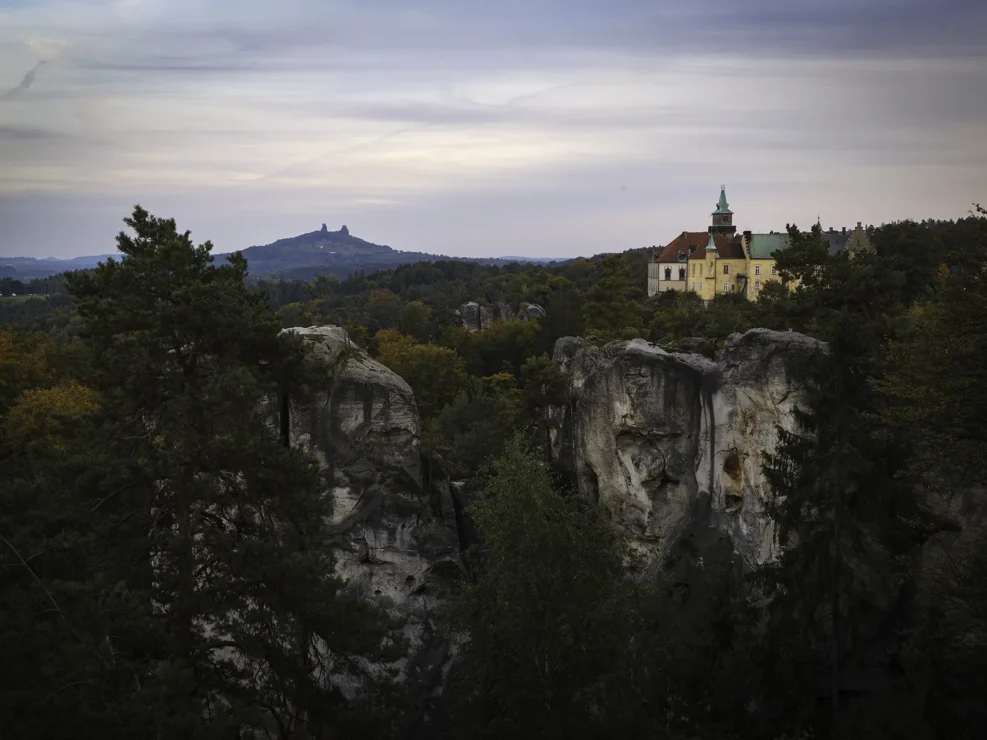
(830, 510, 841, 740)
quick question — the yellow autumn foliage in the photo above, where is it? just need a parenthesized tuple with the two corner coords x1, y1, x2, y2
(0, 328, 53, 396)
(2, 382, 100, 448)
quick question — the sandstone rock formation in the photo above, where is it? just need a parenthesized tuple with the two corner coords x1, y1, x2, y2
(552, 328, 828, 569)
(277, 324, 958, 717)
(280, 325, 832, 602)
(458, 302, 492, 332)
(518, 302, 547, 322)
(279, 326, 461, 659)
(458, 301, 545, 331)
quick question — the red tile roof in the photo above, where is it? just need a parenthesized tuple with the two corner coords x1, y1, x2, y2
(657, 231, 745, 262)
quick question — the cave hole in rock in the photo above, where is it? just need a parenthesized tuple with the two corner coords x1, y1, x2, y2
(723, 450, 744, 511)
(723, 450, 742, 481)
(725, 492, 743, 512)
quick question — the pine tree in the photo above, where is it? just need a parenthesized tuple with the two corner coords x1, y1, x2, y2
(1, 328, 148, 739)
(63, 206, 388, 738)
(582, 254, 646, 341)
(760, 223, 912, 738)
(444, 437, 647, 740)
(877, 204, 987, 736)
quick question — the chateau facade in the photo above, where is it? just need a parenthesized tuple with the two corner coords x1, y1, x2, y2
(647, 186, 872, 301)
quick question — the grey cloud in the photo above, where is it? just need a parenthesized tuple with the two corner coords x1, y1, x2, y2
(201, 0, 987, 58)
(2, 61, 45, 99)
(51, 0, 987, 86)
(0, 125, 63, 141)
(2, 0, 985, 260)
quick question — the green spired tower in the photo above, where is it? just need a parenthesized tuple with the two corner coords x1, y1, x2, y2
(709, 184, 737, 236)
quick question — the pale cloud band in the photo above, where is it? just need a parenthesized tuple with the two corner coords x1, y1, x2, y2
(1, 0, 985, 258)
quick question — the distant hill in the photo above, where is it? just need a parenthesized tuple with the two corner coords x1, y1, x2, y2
(0, 254, 116, 281)
(220, 224, 572, 279)
(495, 256, 567, 263)
(218, 223, 446, 278)
(1, 223, 569, 282)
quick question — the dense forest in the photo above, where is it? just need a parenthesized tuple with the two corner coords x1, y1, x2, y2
(2, 205, 986, 739)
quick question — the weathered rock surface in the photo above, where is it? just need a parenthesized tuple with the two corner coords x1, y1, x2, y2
(458, 302, 492, 332)
(518, 302, 547, 322)
(280, 326, 460, 645)
(458, 301, 545, 331)
(552, 328, 828, 569)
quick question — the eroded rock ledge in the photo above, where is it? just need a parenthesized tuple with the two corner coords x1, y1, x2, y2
(279, 327, 460, 643)
(552, 328, 828, 569)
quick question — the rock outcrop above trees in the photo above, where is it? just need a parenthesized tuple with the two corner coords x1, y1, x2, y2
(552, 328, 828, 569)
(282, 325, 832, 589)
(458, 301, 546, 331)
(278, 326, 461, 655)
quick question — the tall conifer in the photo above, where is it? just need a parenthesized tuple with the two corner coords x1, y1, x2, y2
(64, 206, 387, 738)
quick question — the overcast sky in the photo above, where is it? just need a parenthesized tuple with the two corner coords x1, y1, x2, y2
(1, 0, 985, 259)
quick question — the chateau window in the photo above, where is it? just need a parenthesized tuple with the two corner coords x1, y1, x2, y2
(699, 264, 703, 276)
(771, 265, 777, 275)
(678, 268, 686, 280)
(664, 268, 671, 280)
(724, 281, 729, 292)
(754, 281, 761, 291)
(755, 265, 761, 275)
(691, 264, 695, 277)
(723, 264, 729, 274)
(691, 282, 696, 291)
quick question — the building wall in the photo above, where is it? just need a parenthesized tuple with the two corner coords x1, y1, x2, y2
(746, 259, 780, 300)
(713, 258, 747, 296)
(653, 262, 688, 294)
(647, 262, 661, 297)
(845, 224, 873, 257)
(660, 279, 688, 293)
(686, 256, 747, 300)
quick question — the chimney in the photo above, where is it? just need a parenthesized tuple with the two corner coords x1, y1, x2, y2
(842, 226, 846, 235)
(857, 221, 862, 229)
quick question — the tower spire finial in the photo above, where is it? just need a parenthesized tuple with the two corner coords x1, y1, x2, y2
(716, 185, 729, 213)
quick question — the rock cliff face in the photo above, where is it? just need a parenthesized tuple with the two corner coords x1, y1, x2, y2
(552, 329, 828, 569)
(281, 326, 829, 598)
(458, 301, 545, 332)
(279, 327, 461, 661)
(277, 325, 968, 713)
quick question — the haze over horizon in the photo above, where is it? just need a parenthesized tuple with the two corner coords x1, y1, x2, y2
(2, 0, 986, 260)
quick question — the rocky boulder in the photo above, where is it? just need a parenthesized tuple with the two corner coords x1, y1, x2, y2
(519, 302, 547, 322)
(279, 326, 461, 636)
(552, 328, 828, 569)
(458, 302, 492, 332)
(458, 301, 546, 331)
